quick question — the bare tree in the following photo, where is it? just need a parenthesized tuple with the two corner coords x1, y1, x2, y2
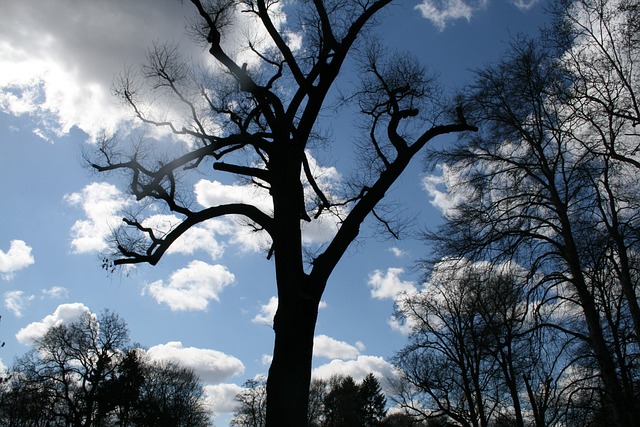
(7, 311, 129, 427)
(231, 378, 267, 427)
(423, 33, 639, 425)
(90, 1, 477, 424)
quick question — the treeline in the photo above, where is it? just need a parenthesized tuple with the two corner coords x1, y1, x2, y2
(390, 1, 640, 426)
(231, 373, 420, 427)
(0, 311, 211, 427)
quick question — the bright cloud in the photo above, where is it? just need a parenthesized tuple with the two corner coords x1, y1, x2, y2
(144, 261, 235, 311)
(252, 296, 279, 326)
(415, 0, 488, 30)
(313, 335, 362, 360)
(143, 214, 228, 261)
(64, 182, 132, 253)
(312, 355, 400, 389)
(4, 290, 35, 317)
(204, 383, 244, 416)
(389, 247, 408, 257)
(145, 341, 245, 384)
(16, 302, 92, 345)
(0, 240, 35, 280)
(0, 0, 297, 142)
(368, 268, 417, 301)
(0, 0, 198, 141)
(422, 164, 475, 219)
(194, 179, 273, 253)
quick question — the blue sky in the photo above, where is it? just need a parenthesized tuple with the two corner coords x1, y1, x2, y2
(0, 0, 547, 423)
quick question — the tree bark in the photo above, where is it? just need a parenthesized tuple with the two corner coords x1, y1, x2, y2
(266, 291, 320, 427)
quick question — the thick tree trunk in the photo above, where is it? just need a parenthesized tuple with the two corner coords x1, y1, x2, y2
(265, 293, 320, 427)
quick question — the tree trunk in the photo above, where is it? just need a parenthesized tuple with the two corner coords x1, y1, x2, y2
(266, 292, 320, 427)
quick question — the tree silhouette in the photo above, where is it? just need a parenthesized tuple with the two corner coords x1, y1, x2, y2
(91, 1, 477, 424)
(0, 311, 211, 426)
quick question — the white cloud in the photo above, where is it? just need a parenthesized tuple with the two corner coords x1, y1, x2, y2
(252, 296, 279, 326)
(389, 247, 407, 257)
(194, 179, 273, 253)
(64, 182, 132, 253)
(415, 0, 488, 31)
(41, 286, 69, 299)
(312, 355, 400, 389)
(145, 341, 245, 384)
(313, 335, 362, 360)
(368, 268, 417, 301)
(193, 149, 345, 252)
(204, 383, 244, 415)
(261, 354, 273, 366)
(16, 302, 92, 345)
(422, 164, 475, 219)
(144, 261, 235, 311)
(4, 290, 35, 317)
(143, 214, 228, 261)
(0, 240, 35, 280)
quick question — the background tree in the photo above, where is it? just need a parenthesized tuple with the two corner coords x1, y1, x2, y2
(231, 373, 388, 427)
(411, 1, 640, 423)
(231, 378, 267, 427)
(90, 1, 477, 424)
(132, 360, 210, 427)
(0, 311, 211, 427)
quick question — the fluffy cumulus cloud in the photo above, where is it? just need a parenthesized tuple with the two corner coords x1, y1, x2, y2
(4, 290, 35, 317)
(144, 261, 235, 311)
(64, 182, 132, 253)
(16, 302, 92, 345)
(143, 214, 228, 261)
(313, 335, 363, 360)
(193, 149, 345, 253)
(194, 179, 273, 253)
(368, 268, 417, 301)
(312, 355, 400, 389)
(145, 341, 244, 384)
(0, 240, 35, 280)
(252, 296, 279, 326)
(204, 383, 244, 416)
